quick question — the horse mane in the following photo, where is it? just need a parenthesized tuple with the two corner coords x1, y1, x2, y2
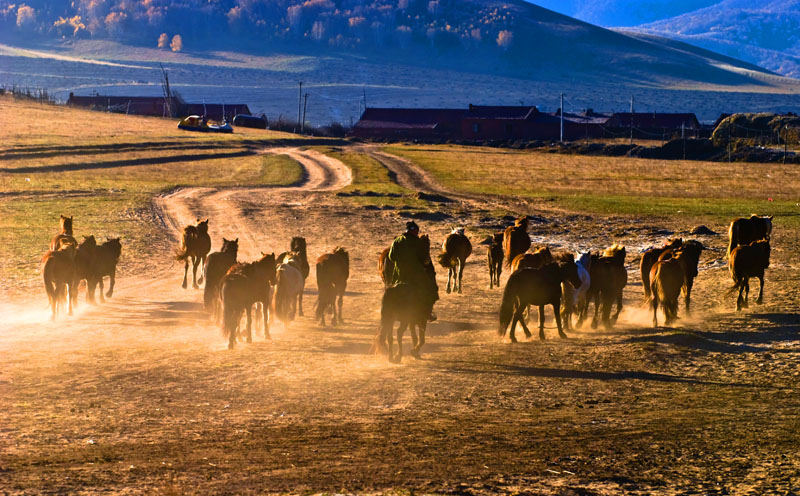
(290, 237, 307, 254)
(451, 227, 465, 236)
(59, 215, 73, 235)
(665, 238, 683, 249)
(100, 238, 122, 261)
(513, 217, 528, 229)
(492, 232, 504, 244)
(602, 244, 625, 259)
(333, 246, 349, 262)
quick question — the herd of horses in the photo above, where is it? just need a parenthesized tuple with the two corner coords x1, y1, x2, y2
(41, 212, 774, 362)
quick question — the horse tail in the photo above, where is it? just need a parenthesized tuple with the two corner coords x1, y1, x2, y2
(174, 243, 190, 262)
(203, 278, 216, 312)
(274, 273, 288, 321)
(437, 250, 454, 268)
(42, 259, 57, 309)
(498, 278, 516, 336)
(727, 220, 738, 259)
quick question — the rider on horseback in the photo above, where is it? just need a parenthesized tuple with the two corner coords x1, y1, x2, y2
(388, 221, 439, 321)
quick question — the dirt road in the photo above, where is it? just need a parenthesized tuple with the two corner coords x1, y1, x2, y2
(2, 147, 799, 495)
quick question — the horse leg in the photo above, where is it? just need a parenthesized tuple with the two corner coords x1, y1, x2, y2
(509, 312, 521, 343)
(446, 266, 452, 294)
(98, 277, 106, 303)
(611, 291, 623, 326)
(538, 305, 546, 340)
(743, 278, 750, 309)
(457, 258, 465, 294)
(261, 299, 271, 340)
(736, 279, 745, 311)
(756, 274, 765, 305)
(106, 268, 116, 298)
(413, 321, 427, 358)
(518, 308, 533, 341)
(337, 291, 344, 324)
(197, 256, 206, 285)
(651, 291, 659, 327)
(192, 256, 200, 289)
(684, 277, 694, 314)
(554, 302, 566, 339)
(590, 293, 600, 329)
(394, 322, 407, 363)
(181, 259, 189, 289)
(297, 291, 304, 317)
(67, 280, 74, 316)
(245, 305, 253, 343)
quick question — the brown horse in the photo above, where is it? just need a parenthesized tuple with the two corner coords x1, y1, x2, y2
(659, 240, 704, 314)
(175, 219, 211, 289)
(273, 253, 306, 327)
(649, 250, 690, 327)
(487, 232, 504, 289)
(278, 237, 309, 316)
(219, 253, 277, 349)
(727, 215, 772, 258)
(49, 215, 76, 251)
(438, 228, 472, 294)
(640, 238, 682, 301)
(73, 235, 97, 305)
(498, 260, 582, 342)
(511, 245, 553, 272)
(86, 238, 122, 304)
(42, 240, 77, 320)
(730, 240, 770, 311)
(503, 217, 531, 268)
(315, 247, 350, 326)
(378, 247, 393, 288)
(582, 244, 627, 329)
(203, 238, 239, 318)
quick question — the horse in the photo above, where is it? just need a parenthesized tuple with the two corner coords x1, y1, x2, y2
(487, 232, 504, 289)
(273, 254, 305, 327)
(582, 244, 627, 329)
(727, 215, 772, 259)
(49, 215, 76, 251)
(649, 249, 691, 327)
(503, 217, 531, 268)
(438, 228, 472, 294)
(640, 238, 683, 301)
(86, 238, 122, 304)
(73, 235, 97, 305)
(511, 245, 553, 272)
(729, 240, 770, 311)
(219, 253, 277, 349)
(378, 247, 393, 288)
(175, 219, 211, 289)
(41, 239, 77, 320)
(498, 259, 582, 342)
(561, 251, 591, 331)
(278, 237, 309, 316)
(315, 247, 350, 326)
(659, 240, 704, 314)
(203, 238, 239, 319)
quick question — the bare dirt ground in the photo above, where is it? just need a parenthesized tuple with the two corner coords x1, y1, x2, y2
(2, 146, 799, 495)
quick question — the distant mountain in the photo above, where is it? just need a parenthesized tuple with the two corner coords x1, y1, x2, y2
(627, 0, 800, 78)
(527, 1, 718, 27)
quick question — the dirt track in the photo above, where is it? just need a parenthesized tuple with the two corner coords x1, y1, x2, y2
(2, 147, 800, 495)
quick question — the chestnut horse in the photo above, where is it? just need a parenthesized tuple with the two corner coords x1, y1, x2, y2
(219, 253, 277, 349)
(511, 245, 553, 272)
(498, 260, 582, 342)
(727, 215, 772, 259)
(438, 228, 472, 294)
(278, 237, 309, 316)
(49, 215, 76, 251)
(203, 238, 239, 319)
(503, 217, 531, 268)
(583, 245, 627, 329)
(42, 239, 77, 319)
(487, 232, 504, 289)
(729, 240, 770, 311)
(175, 219, 211, 289)
(650, 249, 692, 326)
(86, 238, 122, 304)
(315, 247, 350, 326)
(273, 254, 305, 327)
(73, 235, 97, 305)
(640, 238, 682, 301)
(658, 240, 704, 314)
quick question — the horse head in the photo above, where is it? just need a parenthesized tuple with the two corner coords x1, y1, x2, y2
(258, 252, 278, 285)
(196, 219, 209, 234)
(557, 258, 583, 290)
(665, 238, 683, 249)
(221, 238, 239, 257)
(105, 238, 123, 260)
(333, 246, 349, 263)
(60, 215, 73, 235)
(492, 232, 504, 245)
(575, 251, 592, 270)
(290, 237, 307, 254)
(514, 217, 528, 230)
(602, 244, 626, 265)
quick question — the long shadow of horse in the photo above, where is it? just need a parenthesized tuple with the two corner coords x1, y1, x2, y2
(142, 301, 208, 327)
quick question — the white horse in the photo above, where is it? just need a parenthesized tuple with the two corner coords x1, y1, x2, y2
(561, 251, 592, 330)
(273, 259, 305, 327)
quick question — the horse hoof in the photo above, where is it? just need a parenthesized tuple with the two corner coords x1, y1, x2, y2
(198, 277, 204, 285)
(181, 282, 187, 289)
(106, 291, 112, 298)
(411, 350, 421, 360)
(559, 332, 567, 339)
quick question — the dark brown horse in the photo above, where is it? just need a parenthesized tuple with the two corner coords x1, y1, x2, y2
(727, 215, 772, 259)
(73, 235, 97, 305)
(49, 215, 76, 251)
(487, 232, 504, 289)
(220, 253, 277, 349)
(659, 240, 704, 314)
(730, 240, 770, 311)
(87, 238, 122, 304)
(438, 228, 472, 294)
(175, 219, 211, 289)
(273, 253, 306, 327)
(640, 238, 682, 301)
(498, 260, 582, 342)
(378, 247, 393, 288)
(278, 237, 309, 316)
(315, 247, 350, 326)
(649, 250, 691, 327)
(503, 217, 531, 268)
(582, 245, 627, 329)
(203, 238, 239, 318)
(42, 240, 77, 320)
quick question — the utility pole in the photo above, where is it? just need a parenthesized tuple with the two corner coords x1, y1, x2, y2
(629, 95, 634, 145)
(785, 125, 789, 164)
(302, 93, 309, 134)
(363, 87, 367, 110)
(682, 122, 686, 160)
(560, 93, 564, 143)
(297, 81, 303, 133)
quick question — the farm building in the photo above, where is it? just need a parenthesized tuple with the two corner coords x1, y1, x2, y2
(605, 112, 701, 138)
(461, 105, 610, 141)
(350, 107, 466, 140)
(66, 93, 250, 121)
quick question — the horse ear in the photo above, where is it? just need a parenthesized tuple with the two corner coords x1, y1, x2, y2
(769, 215, 774, 220)
(235, 238, 238, 243)
(204, 218, 209, 223)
